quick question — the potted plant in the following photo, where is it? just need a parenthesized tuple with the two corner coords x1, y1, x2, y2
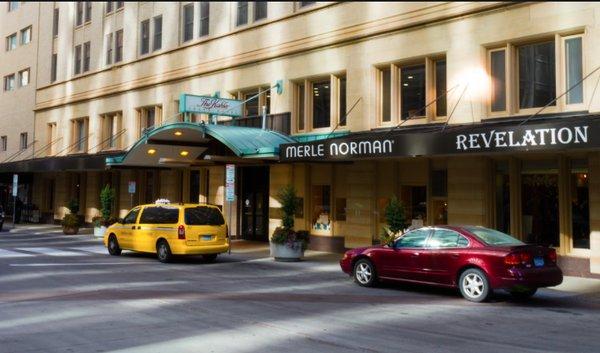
(62, 199, 80, 235)
(270, 185, 309, 261)
(94, 185, 116, 237)
(379, 196, 407, 245)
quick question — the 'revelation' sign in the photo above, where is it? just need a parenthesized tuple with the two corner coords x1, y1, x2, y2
(179, 94, 243, 117)
(280, 117, 600, 162)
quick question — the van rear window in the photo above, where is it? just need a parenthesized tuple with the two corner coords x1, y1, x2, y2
(185, 207, 225, 226)
(139, 206, 179, 224)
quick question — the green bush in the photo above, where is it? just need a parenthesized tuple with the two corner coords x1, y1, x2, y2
(100, 185, 116, 223)
(67, 199, 79, 215)
(271, 185, 309, 250)
(61, 213, 79, 228)
(380, 196, 407, 244)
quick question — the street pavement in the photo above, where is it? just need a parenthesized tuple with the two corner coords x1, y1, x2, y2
(1, 225, 599, 353)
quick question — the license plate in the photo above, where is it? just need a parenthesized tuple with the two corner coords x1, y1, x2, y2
(201, 235, 213, 241)
(534, 256, 544, 267)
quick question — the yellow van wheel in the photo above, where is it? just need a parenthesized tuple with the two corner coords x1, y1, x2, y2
(156, 240, 172, 263)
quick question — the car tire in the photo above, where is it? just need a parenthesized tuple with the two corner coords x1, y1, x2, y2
(202, 254, 218, 263)
(353, 258, 377, 287)
(156, 240, 172, 263)
(510, 287, 538, 300)
(459, 268, 491, 302)
(107, 235, 122, 256)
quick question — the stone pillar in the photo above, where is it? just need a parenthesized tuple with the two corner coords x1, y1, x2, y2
(269, 164, 293, 239)
(345, 161, 376, 248)
(85, 171, 100, 223)
(447, 156, 488, 226)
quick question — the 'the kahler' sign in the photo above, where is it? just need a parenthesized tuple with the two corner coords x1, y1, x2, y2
(179, 94, 243, 117)
(280, 117, 600, 162)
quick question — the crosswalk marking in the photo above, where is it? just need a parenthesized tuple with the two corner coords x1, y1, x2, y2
(0, 248, 34, 258)
(15, 247, 87, 257)
(69, 245, 107, 255)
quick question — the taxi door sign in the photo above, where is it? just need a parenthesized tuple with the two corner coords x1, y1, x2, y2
(225, 164, 235, 202)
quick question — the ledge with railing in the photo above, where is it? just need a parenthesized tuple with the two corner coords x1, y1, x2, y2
(218, 112, 291, 135)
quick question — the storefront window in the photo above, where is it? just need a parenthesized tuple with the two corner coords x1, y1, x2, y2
(571, 159, 589, 249)
(495, 161, 510, 234)
(521, 160, 559, 247)
(401, 186, 427, 226)
(312, 185, 331, 231)
(431, 200, 447, 225)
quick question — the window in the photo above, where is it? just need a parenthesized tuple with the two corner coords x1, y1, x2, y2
(435, 60, 446, 117)
(46, 123, 57, 156)
(115, 29, 123, 62)
(101, 112, 123, 149)
(490, 49, 506, 112)
(20, 132, 28, 150)
(236, 2, 248, 26)
(565, 36, 583, 105)
(138, 106, 162, 136)
(339, 76, 347, 126)
(6, 33, 17, 51)
(8, 1, 18, 12)
(76, 2, 84, 26)
(153, 15, 162, 51)
(123, 207, 140, 224)
(74, 44, 82, 74)
(51, 54, 57, 82)
(466, 226, 524, 246)
(427, 229, 469, 248)
(72, 118, 89, 153)
(83, 41, 91, 72)
(1, 136, 7, 152)
(183, 3, 194, 42)
(237, 87, 270, 117)
(395, 228, 430, 248)
(571, 159, 589, 249)
(401, 64, 426, 120)
(199, 2, 209, 37)
(18, 68, 29, 87)
(312, 80, 330, 128)
(20, 26, 31, 45)
(140, 206, 180, 224)
(85, 1, 92, 22)
(4, 74, 15, 91)
(185, 207, 225, 225)
(254, 2, 267, 21)
(53, 8, 59, 37)
(140, 19, 150, 55)
(519, 41, 555, 109)
(106, 33, 113, 65)
(106, 1, 113, 13)
(299, 1, 315, 7)
(297, 83, 305, 131)
(116, 1, 124, 10)
(312, 185, 331, 231)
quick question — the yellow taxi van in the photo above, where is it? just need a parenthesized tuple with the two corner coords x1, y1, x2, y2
(103, 201, 229, 263)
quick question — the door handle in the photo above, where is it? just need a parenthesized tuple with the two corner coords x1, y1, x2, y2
(451, 253, 459, 258)
(411, 252, 420, 257)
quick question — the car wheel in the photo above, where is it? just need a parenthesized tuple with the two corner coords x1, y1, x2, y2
(353, 258, 377, 287)
(459, 268, 491, 302)
(107, 235, 121, 256)
(510, 287, 538, 300)
(156, 240, 172, 263)
(202, 254, 218, 263)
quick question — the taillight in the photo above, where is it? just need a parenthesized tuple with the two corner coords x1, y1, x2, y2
(178, 225, 186, 240)
(547, 248, 557, 263)
(504, 252, 532, 266)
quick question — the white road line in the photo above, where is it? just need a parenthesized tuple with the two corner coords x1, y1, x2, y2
(15, 247, 87, 257)
(69, 245, 107, 255)
(0, 249, 34, 258)
(9, 262, 146, 267)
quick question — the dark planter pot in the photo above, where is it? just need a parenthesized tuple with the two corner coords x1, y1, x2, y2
(270, 241, 305, 262)
(62, 226, 79, 235)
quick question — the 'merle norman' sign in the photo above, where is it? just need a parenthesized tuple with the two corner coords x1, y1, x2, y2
(280, 117, 600, 162)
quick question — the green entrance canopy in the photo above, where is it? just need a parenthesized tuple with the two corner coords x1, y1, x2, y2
(106, 122, 296, 167)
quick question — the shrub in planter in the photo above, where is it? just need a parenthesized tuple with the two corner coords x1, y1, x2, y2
(270, 185, 309, 261)
(61, 213, 80, 235)
(93, 185, 116, 237)
(379, 196, 407, 245)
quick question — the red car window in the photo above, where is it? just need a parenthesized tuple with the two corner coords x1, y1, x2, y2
(395, 228, 430, 248)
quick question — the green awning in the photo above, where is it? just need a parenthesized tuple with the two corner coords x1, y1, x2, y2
(106, 122, 296, 167)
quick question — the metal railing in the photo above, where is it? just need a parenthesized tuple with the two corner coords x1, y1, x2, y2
(219, 112, 291, 135)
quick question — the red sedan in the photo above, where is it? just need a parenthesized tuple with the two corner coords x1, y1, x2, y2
(340, 225, 563, 302)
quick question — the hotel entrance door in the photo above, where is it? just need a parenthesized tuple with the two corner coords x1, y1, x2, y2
(241, 167, 269, 242)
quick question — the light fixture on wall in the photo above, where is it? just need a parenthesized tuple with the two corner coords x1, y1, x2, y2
(174, 131, 182, 136)
(180, 150, 189, 157)
(147, 148, 156, 155)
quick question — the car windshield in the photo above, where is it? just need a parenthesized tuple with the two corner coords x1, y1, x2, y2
(465, 226, 524, 246)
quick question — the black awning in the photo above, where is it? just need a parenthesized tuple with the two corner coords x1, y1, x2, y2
(280, 113, 600, 162)
(0, 151, 125, 173)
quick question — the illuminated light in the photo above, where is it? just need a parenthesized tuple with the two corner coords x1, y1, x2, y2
(147, 149, 156, 155)
(180, 150, 189, 157)
(583, 174, 588, 179)
(460, 66, 491, 101)
(407, 76, 413, 79)
(403, 83, 409, 87)
(315, 94, 319, 97)
(174, 131, 182, 136)
(324, 85, 329, 89)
